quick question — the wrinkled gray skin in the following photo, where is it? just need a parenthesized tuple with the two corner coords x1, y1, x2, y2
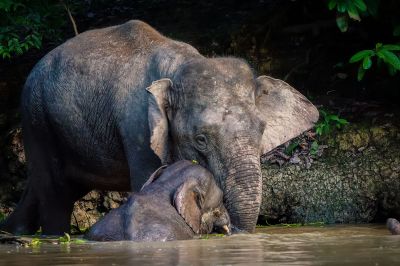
(85, 160, 231, 241)
(1, 20, 318, 235)
(387, 218, 400, 235)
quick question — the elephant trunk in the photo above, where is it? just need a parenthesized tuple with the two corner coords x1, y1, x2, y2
(222, 140, 262, 233)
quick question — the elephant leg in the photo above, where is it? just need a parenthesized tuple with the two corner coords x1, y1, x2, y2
(6, 123, 87, 235)
(0, 181, 39, 235)
(33, 152, 89, 235)
(38, 181, 88, 235)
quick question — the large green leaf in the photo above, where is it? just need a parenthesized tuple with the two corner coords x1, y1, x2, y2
(353, 0, 367, 12)
(362, 56, 372, 69)
(377, 49, 400, 70)
(347, 2, 361, 21)
(382, 44, 400, 51)
(336, 15, 348, 32)
(328, 0, 337, 10)
(349, 50, 374, 63)
(337, 2, 347, 13)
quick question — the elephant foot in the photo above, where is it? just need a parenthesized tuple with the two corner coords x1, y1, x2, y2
(0, 212, 38, 235)
(386, 218, 400, 235)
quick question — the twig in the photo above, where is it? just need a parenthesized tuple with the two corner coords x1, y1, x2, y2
(61, 1, 78, 36)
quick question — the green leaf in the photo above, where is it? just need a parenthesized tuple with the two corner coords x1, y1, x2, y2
(357, 65, 366, 81)
(336, 15, 348, 32)
(347, 2, 361, 21)
(310, 141, 319, 156)
(349, 50, 374, 63)
(73, 239, 87, 244)
(362, 56, 372, 69)
(377, 49, 400, 70)
(382, 44, 400, 51)
(353, 0, 367, 12)
(285, 141, 299, 155)
(31, 238, 41, 246)
(59, 232, 71, 243)
(327, 114, 339, 121)
(375, 42, 383, 50)
(316, 127, 322, 136)
(328, 0, 337, 10)
(337, 2, 347, 13)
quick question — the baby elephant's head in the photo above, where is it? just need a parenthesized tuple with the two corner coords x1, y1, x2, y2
(173, 162, 231, 235)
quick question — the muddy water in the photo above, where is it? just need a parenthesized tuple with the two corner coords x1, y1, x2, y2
(1, 225, 399, 265)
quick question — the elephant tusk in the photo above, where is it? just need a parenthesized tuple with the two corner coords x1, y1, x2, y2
(222, 225, 231, 235)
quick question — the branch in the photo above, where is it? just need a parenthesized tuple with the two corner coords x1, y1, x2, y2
(61, 1, 78, 36)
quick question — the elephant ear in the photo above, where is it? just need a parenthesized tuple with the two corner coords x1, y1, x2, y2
(173, 177, 206, 234)
(140, 165, 168, 191)
(256, 76, 319, 154)
(147, 79, 173, 164)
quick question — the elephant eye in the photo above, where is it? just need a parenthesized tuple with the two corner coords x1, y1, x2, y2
(195, 134, 208, 150)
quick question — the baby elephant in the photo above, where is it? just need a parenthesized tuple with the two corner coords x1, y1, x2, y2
(85, 160, 231, 241)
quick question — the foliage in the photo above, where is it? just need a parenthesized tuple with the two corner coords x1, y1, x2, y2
(309, 140, 319, 156)
(0, 0, 68, 59)
(284, 141, 299, 156)
(327, 0, 368, 32)
(30, 237, 41, 246)
(315, 110, 349, 136)
(26, 233, 86, 246)
(327, 0, 400, 80)
(58, 232, 71, 243)
(59, 232, 86, 244)
(349, 43, 400, 80)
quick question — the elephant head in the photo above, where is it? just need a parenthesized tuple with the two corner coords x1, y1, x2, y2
(86, 160, 230, 241)
(142, 161, 231, 235)
(147, 58, 318, 232)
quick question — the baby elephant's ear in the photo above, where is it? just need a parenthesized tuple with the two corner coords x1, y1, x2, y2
(255, 76, 319, 154)
(173, 178, 205, 234)
(140, 165, 168, 191)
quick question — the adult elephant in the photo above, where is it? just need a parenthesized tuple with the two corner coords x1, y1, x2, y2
(1, 20, 318, 235)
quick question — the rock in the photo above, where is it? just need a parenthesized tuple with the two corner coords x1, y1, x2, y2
(70, 191, 129, 231)
(260, 123, 400, 224)
(387, 218, 400, 235)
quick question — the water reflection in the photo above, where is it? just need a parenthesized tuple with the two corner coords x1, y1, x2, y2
(1, 225, 400, 265)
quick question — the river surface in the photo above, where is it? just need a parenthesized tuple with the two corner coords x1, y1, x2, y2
(1, 225, 399, 265)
